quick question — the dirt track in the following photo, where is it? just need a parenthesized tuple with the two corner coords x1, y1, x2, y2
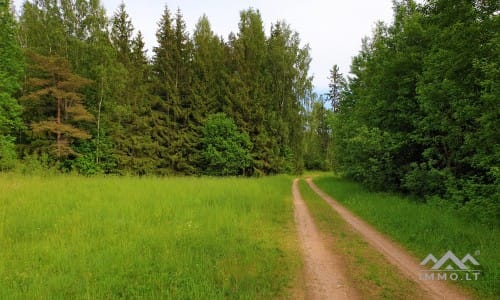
(304, 178, 471, 300)
(292, 179, 359, 299)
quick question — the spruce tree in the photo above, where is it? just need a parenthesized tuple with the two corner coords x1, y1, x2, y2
(151, 5, 178, 174)
(111, 3, 133, 65)
(108, 3, 156, 174)
(327, 65, 345, 112)
(192, 15, 226, 116)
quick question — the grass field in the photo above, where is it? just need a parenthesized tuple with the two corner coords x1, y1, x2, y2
(314, 175, 499, 299)
(0, 175, 300, 299)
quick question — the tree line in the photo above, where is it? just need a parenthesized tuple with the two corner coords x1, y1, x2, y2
(331, 0, 499, 225)
(2, 0, 497, 225)
(0, 0, 313, 176)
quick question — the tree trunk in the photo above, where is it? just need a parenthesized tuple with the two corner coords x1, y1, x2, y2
(57, 97, 61, 157)
(96, 77, 104, 165)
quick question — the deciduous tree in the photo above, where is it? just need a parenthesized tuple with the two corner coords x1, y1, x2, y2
(0, 0, 24, 169)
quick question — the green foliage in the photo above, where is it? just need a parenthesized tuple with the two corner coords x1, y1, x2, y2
(0, 1, 23, 95)
(201, 113, 252, 176)
(0, 0, 24, 170)
(0, 135, 16, 171)
(151, 6, 199, 174)
(402, 162, 450, 197)
(17, 152, 57, 175)
(332, 0, 499, 223)
(0, 92, 22, 134)
(66, 136, 116, 175)
(304, 95, 333, 171)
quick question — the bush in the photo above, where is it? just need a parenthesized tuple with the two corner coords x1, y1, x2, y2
(402, 162, 450, 197)
(201, 113, 253, 176)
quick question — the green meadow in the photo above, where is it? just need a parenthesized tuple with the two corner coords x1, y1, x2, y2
(314, 175, 500, 299)
(0, 175, 300, 299)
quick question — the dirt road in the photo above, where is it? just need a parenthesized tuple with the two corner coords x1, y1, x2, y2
(292, 179, 359, 300)
(305, 178, 471, 300)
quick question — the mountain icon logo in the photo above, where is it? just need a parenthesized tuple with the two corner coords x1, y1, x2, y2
(420, 250, 480, 271)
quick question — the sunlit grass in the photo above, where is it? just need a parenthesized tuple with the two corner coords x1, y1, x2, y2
(0, 174, 300, 299)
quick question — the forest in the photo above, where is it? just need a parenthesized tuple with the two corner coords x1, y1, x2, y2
(0, 0, 498, 224)
(1, 0, 312, 176)
(329, 0, 499, 225)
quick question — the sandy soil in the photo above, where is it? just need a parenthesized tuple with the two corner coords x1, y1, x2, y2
(305, 178, 471, 300)
(292, 179, 359, 300)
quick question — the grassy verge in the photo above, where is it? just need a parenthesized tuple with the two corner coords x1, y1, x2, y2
(298, 179, 423, 299)
(314, 175, 499, 299)
(0, 174, 301, 299)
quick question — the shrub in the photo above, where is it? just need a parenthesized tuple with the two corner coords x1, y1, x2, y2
(201, 113, 253, 176)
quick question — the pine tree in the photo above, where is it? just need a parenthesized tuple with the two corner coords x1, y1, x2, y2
(21, 52, 93, 158)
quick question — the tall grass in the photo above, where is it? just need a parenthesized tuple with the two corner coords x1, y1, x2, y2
(0, 175, 300, 299)
(314, 175, 499, 299)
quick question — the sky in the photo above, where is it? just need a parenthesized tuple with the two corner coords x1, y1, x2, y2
(13, 0, 399, 94)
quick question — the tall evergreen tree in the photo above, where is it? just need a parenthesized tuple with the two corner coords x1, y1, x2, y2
(151, 5, 179, 174)
(192, 15, 226, 116)
(327, 64, 345, 112)
(110, 2, 133, 65)
(21, 52, 93, 158)
(232, 9, 275, 174)
(106, 3, 156, 174)
(168, 8, 198, 174)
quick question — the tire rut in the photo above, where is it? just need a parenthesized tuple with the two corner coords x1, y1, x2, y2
(305, 178, 471, 300)
(293, 179, 359, 300)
